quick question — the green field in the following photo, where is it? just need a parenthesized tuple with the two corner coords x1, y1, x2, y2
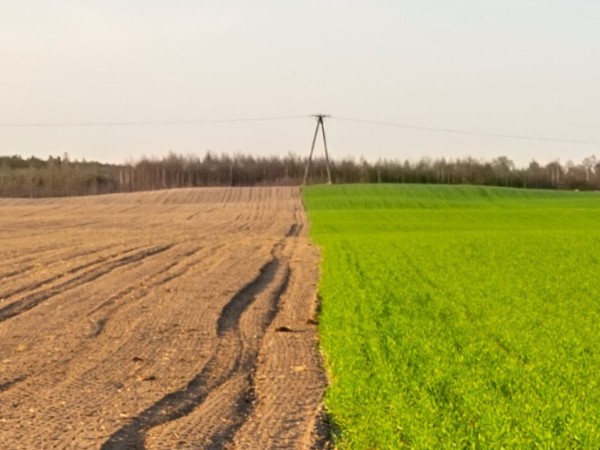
(303, 184, 600, 449)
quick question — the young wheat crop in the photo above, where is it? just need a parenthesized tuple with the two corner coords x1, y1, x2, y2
(305, 184, 600, 449)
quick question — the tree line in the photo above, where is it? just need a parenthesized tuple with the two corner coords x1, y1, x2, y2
(0, 152, 599, 198)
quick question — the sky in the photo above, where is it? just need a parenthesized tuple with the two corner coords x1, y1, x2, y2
(1, 1, 599, 167)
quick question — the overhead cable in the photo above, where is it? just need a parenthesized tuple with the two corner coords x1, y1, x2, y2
(0, 115, 307, 128)
(331, 116, 600, 146)
(1, 113, 598, 146)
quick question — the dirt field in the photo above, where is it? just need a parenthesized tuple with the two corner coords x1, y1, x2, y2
(0, 187, 328, 449)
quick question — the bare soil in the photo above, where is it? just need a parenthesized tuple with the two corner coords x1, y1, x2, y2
(0, 187, 328, 449)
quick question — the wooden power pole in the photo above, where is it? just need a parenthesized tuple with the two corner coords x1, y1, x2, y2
(302, 114, 333, 185)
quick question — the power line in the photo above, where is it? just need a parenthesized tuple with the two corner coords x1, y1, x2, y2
(1, 112, 598, 147)
(0, 115, 307, 128)
(331, 116, 600, 146)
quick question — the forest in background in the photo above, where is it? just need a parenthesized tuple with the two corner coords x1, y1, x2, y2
(1, 152, 599, 198)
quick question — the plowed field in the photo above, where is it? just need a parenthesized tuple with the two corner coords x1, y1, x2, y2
(0, 187, 327, 449)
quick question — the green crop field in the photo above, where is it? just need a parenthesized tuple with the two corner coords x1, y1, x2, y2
(303, 184, 600, 449)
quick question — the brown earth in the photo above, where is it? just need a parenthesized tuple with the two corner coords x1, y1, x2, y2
(0, 187, 329, 449)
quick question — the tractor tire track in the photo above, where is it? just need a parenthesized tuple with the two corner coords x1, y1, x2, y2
(0, 245, 137, 302)
(147, 261, 292, 450)
(230, 232, 329, 450)
(0, 375, 28, 395)
(0, 245, 172, 323)
(0, 244, 228, 407)
(101, 243, 291, 450)
(86, 245, 205, 318)
(86, 236, 247, 323)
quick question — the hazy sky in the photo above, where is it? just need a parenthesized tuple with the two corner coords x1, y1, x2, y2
(1, 1, 599, 166)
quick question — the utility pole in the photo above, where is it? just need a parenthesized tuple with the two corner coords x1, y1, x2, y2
(302, 114, 333, 185)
